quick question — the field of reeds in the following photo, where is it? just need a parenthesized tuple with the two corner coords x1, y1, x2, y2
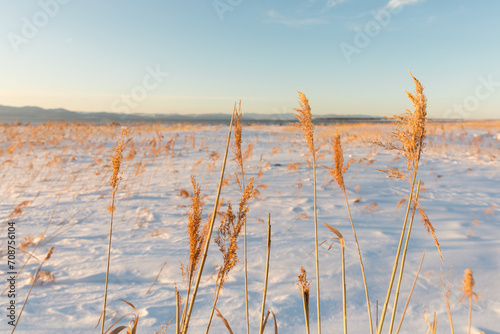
(1, 77, 499, 334)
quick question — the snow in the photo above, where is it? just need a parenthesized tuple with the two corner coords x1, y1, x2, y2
(0, 122, 499, 334)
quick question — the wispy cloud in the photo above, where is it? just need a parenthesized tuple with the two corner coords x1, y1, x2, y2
(386, 0, 426, 9)
(265, 10, 328, 27)
(326, 0, 348, 8)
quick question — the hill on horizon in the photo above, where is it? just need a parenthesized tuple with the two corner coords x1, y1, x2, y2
(0, 104, 383, 124)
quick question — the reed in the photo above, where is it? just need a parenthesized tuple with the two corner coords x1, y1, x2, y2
(439, 267, 454, 334)
(324, 223, 346, 334)
(296, 267, 311, 334)
(101, 127, 128, 334)
(294, 91, 321, 334)
(325, 134, 373, 334)
(424, 312, 437, 334)
(206, 178, 254, 333)
(395, 250, 425, 334)
(373, 73, 430, 334)
(232, 102, 250, 334)
(388, 181, 422, 333)
(180, 175, 207, 326)
(459, 269, 481, 334)
(258, 213, 272, 334)
(181, 108, 235, 333)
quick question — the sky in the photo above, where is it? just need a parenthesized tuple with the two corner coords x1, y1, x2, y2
(0, 0, 499, 119)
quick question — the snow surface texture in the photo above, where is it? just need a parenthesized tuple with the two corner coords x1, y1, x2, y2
(0, 122, 499, 334)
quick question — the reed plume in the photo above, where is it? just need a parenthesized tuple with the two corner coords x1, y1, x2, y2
(184, 176, 207, 280)
(294, 91, 315, 157)
(459, 269, 481, 334)
(294, 91, 321, 334)
(180, 175, 208, 326)
(328, 134, 349, 191)
(374, 72, 427, 180)
(233, 101, 244, 189)
(101, 127, 128, 334)
(325, 134, 373, 334)
(206, 178, 254, 333)
(417, 203, 442, 261)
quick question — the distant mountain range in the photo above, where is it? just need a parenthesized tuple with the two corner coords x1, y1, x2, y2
(0, 105, 383, 124)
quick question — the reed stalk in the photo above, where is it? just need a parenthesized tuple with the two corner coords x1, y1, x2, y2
(439, 267, 454, 334)
(339, 233, 347, 334)
(324, 223, 346, 334)
(297, 266, 311, 334)
(205, 106, 253, 333)
(388, 181, 422, 334)
(293, 91, 321, 334)
(182, 108, 235, 333)
(376, 73, 427, 334)
(259, 213, 271, 334)
(312, 155, 321, 334)
(303, 292, 311, 334)
(176, 291, 181, 334)
(395, 250, 425, 334)
(206, 290, 222, 333)
(101, 127, 127, 334)
(377, 171, 417, 334)
(233, 102, 250, 334)
(327, 134, 373, 334)
(11, 247, 54, 334)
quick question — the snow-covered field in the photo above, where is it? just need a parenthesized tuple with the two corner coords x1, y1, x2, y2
(1, 121, 499, 334)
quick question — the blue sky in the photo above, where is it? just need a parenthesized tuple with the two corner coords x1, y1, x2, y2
(1, 0, 499, 119)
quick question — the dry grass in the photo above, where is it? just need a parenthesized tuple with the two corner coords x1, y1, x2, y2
(325, 133, 373, 334)
(101, 127, 128, 334)
(294, 90, 322, 334)
(296, 266, 311, 334)
(11, 246, 54, 334)
(376, 73, 431, 334)
(2, 76, 497, 333)
(459, 269, 482, 334)
(324, 223, 347, 334)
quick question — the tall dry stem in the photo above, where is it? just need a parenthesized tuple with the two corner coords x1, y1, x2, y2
(259, 213, 271, 334)
(232, 102, 250, 334)
(324, 223, 347, 334)
(101, 127, 128, 334)
(326, 134, 373, 334)
(206, 178, 254, 333)
(439, 267, 454, 334)
(294, 91, 321, 334)
(395, 250, 425, 334)
(182, 108, 235, 333)
(176, 291, 181, 334)
(296, 267, 311, 334)
(388, 181, 422, 334)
